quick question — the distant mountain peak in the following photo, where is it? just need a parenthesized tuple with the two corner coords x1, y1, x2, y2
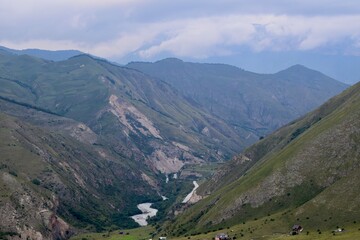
(289, 63, 307, 69)
(276, 64, 328, 77)
(282, 64, 312, 72)
(0, 45, 83, 61)
(68, 53, 94, 60)
(156, 57, 184, 64)
(127, 58, 184, 66)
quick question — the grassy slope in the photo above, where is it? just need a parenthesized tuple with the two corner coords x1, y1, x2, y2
(69, 222, 360, 240)
(71, 226, 155, 240)
(166, 82, 360, 237)
(199, 77, 360, 194)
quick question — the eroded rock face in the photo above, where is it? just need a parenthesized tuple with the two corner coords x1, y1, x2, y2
(107, 94, 208, 174)
(49, 214, 72, 240)
(151, 149, 184, 174)
(0, 173, 73, 240)
(147, 142, 203, 174)
(16, 226, 44, 240)
(109, 95, 163, 139)
(0, 109, 159, 236)
(67, 123, 97, 144)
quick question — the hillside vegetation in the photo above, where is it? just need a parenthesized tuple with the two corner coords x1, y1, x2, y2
(0, 52, 245, 239)
(166, 81, 360, 237)
(0, 53, 245, 169)
(0, 107, 159, 239)
(0, 51, 354, 240)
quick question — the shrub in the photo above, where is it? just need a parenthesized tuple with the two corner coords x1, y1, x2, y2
(32, 178, 41, 185)
(9, 171, 17, 177)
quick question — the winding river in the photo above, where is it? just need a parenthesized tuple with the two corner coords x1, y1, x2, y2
(130, 203, 158, 226)
(131, 180, 199, 226)
(182, 181, 199, 203)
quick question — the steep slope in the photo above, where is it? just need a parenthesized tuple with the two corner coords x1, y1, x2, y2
(0, 101, 160, 239)
(0, 52, 244, 174)
(0, 52, 253, 239)
(127, 59, 348, 143)
(167, 81, 359, 236)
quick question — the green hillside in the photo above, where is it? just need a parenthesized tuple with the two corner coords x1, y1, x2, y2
(127, 59, 348, 143)
(0, 104, 159, 239)
(0, 51, 355, 240)
(166, 81, 360, 238)
(0, 52, 246, 239)
(0, 52, 244, 168)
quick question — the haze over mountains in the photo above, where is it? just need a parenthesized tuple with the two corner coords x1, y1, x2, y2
(2, 45, 359, 84)
(0, 46, 355, 240)
(0, 46, 83, 62)
(204, 50, 360, 85)
(128, 58, 348, 141)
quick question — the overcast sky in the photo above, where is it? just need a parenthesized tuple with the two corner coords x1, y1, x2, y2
(1, 0, 360, 64)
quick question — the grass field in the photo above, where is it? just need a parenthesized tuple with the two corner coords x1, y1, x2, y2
(70, 222, 360, 240)
(71, 226, 155, 240)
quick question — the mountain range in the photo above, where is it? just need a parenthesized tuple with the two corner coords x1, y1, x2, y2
(128, 58, 348, 141)
(2, 45, 360, 85)
(205, 50, 360, 85)
(0, 47, 353, 239)
(0, 46, 83, 62)
(0, 51, 246, 238)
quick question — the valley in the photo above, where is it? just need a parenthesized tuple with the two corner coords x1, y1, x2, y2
(2, 0, 360, 239)
(0, 47, 358, 240)
(162, 80, 360, 239)
(70, 77, 360, 238)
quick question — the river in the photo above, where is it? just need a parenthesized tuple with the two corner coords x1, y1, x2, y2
(182, 181, 199, 203)
(131, 180, 199, 225)
(130, 203, 158, 226)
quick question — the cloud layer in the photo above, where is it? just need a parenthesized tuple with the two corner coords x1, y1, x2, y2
(1, 0, 360, 61)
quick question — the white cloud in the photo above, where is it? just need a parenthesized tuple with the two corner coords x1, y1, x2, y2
(2, 14, 360, 59)
(139, 18, 231, 58)
(0, 0, 142, 11)
(137, 14, 360, 58)
(90, 31, 158, 57)
(1, 0, 360, 60)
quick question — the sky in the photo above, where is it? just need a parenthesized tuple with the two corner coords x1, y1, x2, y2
(1, 0, 360, 82)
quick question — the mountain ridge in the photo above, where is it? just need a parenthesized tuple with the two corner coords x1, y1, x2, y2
(0, 46, 83, 61)
(127, 59, 348, 141)
(0, 51, 245, 170)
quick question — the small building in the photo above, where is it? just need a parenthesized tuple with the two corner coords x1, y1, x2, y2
(291, 225, 303, 235)
(215, 233, 229, 240)
(159, 237, 166, 240)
